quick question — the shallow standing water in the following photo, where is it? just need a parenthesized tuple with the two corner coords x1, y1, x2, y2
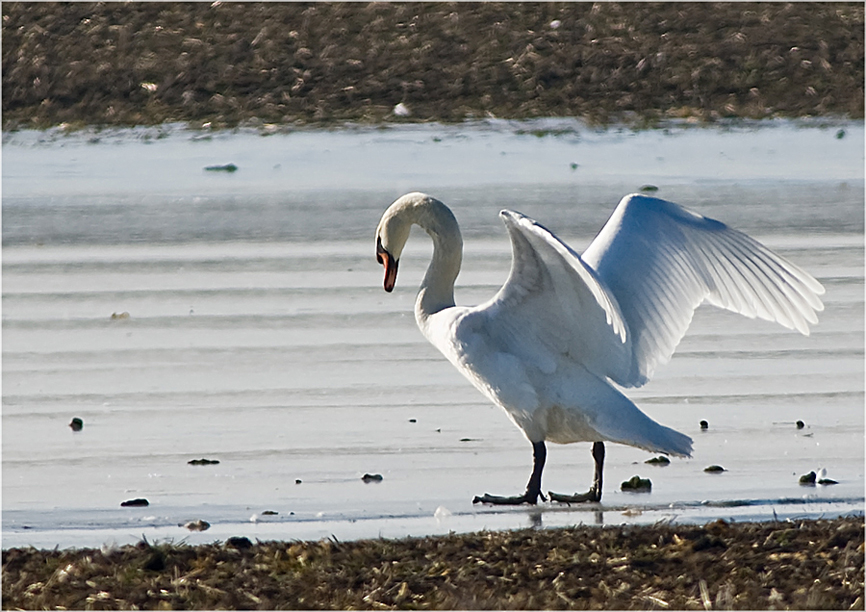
(3, 119, 864, 549)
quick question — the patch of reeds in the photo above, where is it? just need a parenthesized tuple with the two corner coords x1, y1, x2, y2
(3, 515, 863, 609)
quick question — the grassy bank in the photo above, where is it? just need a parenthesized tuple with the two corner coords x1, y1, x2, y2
(2, 3, 863, 130)
(3, 515, 863, 609)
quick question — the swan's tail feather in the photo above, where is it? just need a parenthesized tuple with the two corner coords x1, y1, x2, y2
(624, 423, 693, 458)
(563, 371, 694, 458)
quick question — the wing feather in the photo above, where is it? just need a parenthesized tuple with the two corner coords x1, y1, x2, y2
(582, 194, 825, 387)
(468, 210, 634, 384)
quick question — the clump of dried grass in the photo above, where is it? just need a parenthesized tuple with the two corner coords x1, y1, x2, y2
(3, 515, 863, 610)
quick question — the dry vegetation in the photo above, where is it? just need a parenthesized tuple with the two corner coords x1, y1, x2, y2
(3, 516, 863, 610)
(2, 2, 863, 130)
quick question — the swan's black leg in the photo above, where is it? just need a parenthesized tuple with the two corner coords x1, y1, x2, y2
(473, 441, 548, 505)
(549, 441, 605, 503)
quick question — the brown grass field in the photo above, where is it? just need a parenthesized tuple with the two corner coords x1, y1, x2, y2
(2, 3, 863, 129)
(3, 516, 864, 610)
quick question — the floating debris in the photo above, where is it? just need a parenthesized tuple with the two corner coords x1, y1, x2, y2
(640, 184, 659, 192)
(800, 470, 838, 485)
(120, 498, 149, 507)
(183, 520, 210, 531)
(262, 510, 278, 516)
(188, 458, 220, 465)
(204, 163, 238, 172)
(645, 456, 671, 466)
(570, 162, 579, 170)
(704, 465, 726, 473)
(110, 312, 130, 320)
(836, 129, 846, 139)
(700, 420, 709, 430)
(408, 418, 417, 423)
(69, 417, 83, 432)
(295, 479, 302, 484)
(459, 438, 480, 442)
(362, 473, 383, 483)
(796, 420, 805, 429)
(621, 475, 652, 492)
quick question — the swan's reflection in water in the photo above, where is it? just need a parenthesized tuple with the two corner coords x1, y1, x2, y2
(527, 508, 605, 530)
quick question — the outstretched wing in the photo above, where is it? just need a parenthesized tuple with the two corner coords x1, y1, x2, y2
(581, 194, 825, 387)
(463, 209, 634, 386)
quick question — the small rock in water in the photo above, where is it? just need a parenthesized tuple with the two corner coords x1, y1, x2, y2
(796, 420, 805, 429)
(69, 417, 84, 432)
(704, 465, 726, 473)
(799, 471, 817, 485)
(110, 311, 130, 320)
(295, 479, 302, 484)
(362, 473, 383, 483)
(121, 498, 149, 507)
(645, 455, 670, 466)
(204, 163, 238, 172)
(408, 418, 417, 423)
(621, 475, 652, 492)
(188, 458, 220, 465)
(640, 184, 659, 192)
(700, 420, 709, 430)
(183, 520, 210, 531)
(261, 510, 278, 515)
(836, 128, 846, 139)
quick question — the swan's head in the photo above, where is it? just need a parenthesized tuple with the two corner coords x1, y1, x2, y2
(375, 192, 428, 292)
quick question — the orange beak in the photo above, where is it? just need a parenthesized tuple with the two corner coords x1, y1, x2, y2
(376, 237, 398, 292)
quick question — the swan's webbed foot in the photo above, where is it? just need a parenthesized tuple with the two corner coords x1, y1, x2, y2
(550, 441, 606, 504)
(548, 488, 601, 504)
(473, 440, 548, 506)
(473, 490, 547, 506)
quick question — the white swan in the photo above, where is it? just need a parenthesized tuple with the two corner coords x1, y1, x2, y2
(375, 192, 824, 505)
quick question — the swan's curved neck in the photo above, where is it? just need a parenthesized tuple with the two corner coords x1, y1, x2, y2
(411, 199, 463, 323)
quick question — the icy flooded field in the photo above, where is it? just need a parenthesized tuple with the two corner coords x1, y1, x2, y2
(2, 120, 864, 549)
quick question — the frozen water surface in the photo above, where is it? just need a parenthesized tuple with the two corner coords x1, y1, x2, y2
(3, 120, 863, 549)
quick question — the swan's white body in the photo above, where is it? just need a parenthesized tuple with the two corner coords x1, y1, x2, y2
(375, 192, 824, 500)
